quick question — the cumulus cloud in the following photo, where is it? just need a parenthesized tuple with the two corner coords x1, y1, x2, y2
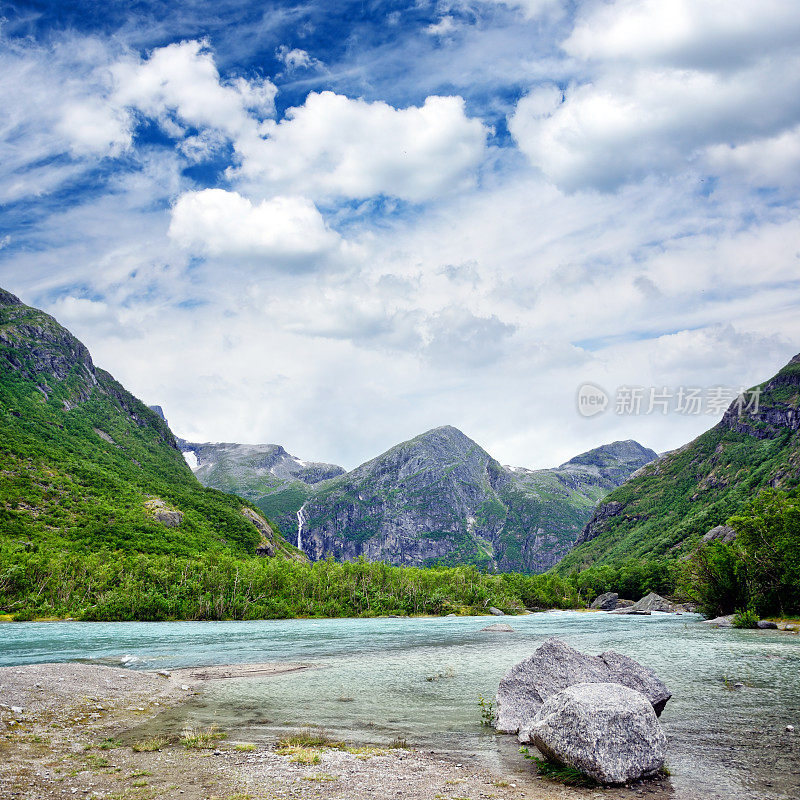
(168, 189, 342, 264)
(235, 91, 489, 202)
(510, 0, 800, 191)
(564, 0, 800, 69)
(113, 39, 276, 139)
(275, 46, 321, 71)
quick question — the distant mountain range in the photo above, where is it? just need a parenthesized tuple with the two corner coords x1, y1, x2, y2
(0, 287, 298, 560)
(173, 422, 656, 572)
(557, 352, 800, 571)
(4, 283, 796, 579)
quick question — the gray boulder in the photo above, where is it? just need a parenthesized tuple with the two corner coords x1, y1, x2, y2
(702, 614, 734, 627)
(488, 607, 505, 616)
(590, 592, 619, 611)
(701, 524, 737, 544)
(757, 620, 778, 629)
(630, 592, 675, 613)
(482, 623, 515, 633)
(531, 682, 667, 784)
(495, 638, 671, 741)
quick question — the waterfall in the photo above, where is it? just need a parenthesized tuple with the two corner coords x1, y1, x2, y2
(296, 502, 307, 552)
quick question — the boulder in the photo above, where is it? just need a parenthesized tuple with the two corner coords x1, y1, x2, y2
(590, 592, 619, 611)
(495, 638, 671, 741)
(757, 620, 778, 629)
(609, 609, 651, 615)
(616, 599, 635, 608)
(702, 614, 734, 627)
(488, 607, 505, 616)
(701, 524, 737, 545)
(481, 623, 515, 633)
(531, 682, 667, 784)
(630, 592, 676, 613)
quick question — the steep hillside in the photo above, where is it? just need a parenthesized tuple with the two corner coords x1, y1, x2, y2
(258, 426, 656, 572)
(557, 353, 800, 571)
(0, 287, 299, 560)
(177, 439, 344, 498)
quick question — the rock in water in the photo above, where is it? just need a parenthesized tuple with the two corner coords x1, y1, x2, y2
(757, 620, 778, 629)
(531, 682, 667, 784)
(488, 607, 505, 616)
(495, 638, 670, 741)
(630, 592, 675, 613)
(481, 623, 515, 633)
(590, 592, 619, 610)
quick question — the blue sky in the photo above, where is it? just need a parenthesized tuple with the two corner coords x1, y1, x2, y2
(2, 0, 800, 469)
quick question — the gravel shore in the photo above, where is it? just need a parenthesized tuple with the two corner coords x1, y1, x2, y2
(0, 661, 670, 800)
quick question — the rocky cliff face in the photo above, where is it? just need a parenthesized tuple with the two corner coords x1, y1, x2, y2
(559, 352, 800, 571)
(260, 426, 655, 572)
(176, 439, 345, 499)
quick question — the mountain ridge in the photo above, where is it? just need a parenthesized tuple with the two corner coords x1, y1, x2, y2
(256, 425, 656, 572)
(557, 351, 800, 571)
(0, 286, 299, 561)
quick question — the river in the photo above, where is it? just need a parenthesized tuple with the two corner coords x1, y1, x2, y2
(1, 611, 798, 799)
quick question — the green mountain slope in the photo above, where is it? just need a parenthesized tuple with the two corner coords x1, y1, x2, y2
(0, 287, 299, 560)
(557, 353, 800, 572)
(258, 427, 656, 572)
(175, 438, 344, 500)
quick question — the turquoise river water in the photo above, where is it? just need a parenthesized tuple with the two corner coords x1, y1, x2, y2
(1, 611, 798, 799)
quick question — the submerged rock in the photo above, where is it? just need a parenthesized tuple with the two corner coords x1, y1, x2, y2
(494, 638, 671, 741)
(531, 682, 667, 784)
(609, 609, 651, 616)
(590, 592, 619, 611)
(481, 623, 515, 633)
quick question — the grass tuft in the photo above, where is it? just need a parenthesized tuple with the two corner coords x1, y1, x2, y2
(132, 736, 167, 752)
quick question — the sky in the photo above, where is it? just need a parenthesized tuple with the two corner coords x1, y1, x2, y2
(2, 0, 800, 470)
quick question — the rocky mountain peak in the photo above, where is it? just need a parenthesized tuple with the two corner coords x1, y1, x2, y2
(0, 288, 23, 306)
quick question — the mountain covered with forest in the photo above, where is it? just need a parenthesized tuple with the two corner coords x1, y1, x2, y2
(557, 353, 800, 572)
(0, 287, 299, 561)
(255, 427, 656, 572)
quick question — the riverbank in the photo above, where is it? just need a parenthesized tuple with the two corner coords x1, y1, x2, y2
(0, 661, 587, 800)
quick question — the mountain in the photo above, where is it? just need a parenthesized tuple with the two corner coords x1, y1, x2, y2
(258, 426, 656, 571)
(557, 353, 800, 572)
(175, 439, 345, 499)
(0, 287, 299, 560)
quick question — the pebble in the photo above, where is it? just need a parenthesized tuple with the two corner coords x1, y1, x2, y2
(11, 706, 24, 714)
(787, 725, 795, 732)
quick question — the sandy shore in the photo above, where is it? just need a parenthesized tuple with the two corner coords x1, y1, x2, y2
(0, 661, 672, 800)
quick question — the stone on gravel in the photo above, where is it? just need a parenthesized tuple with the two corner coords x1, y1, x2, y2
(488, 607, 504, 616)
(630, 593, 675, 613)
(757, 620, 778, 629)
(531, 682, 667, 785)
(481, 623, 515, 633)
(494, 638, 671, 741)
(590, 592, 619, 611)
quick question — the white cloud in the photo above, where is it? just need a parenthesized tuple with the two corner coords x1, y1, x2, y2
(565, 0, 800, 69)
(168, 189, 343, 264)
(509, 0, 800, 191)
(235, 91, 489, 202)
(480, 0, 565, 21)
(113, 39, 277, 140)
(275, 46, 320, 71)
